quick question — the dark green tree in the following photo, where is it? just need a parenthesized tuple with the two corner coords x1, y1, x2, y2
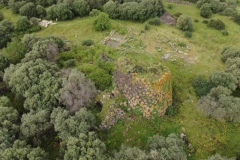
(103, 0, 119, 19)
(19, 2, 37, 18)
(0, 140, 48, 159)
(50, 107, 95, 139)
(2, 37, 26, 64)
(177, 15, 194, 32)
(15, 16, 31, 31)
(36, 5, 47, 19)
(63, 132, 106, 160)
(0, 12, 4, 21)
(200, 3, 212, 18)
(72, 0, 90, 17)
(3, 59, 62, 110)
(208, 71, 238, 91)
(0, 96, 19, 151)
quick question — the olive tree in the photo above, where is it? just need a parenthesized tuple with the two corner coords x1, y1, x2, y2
(177, 15, 194, 32)
(59, 69, 97, 114)
(200, 3, 212, 18)
(19, 3, 37, 18)
(3, 59, 62, 110)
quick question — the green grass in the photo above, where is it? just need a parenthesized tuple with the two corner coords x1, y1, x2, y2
(0, 7, 20, 22)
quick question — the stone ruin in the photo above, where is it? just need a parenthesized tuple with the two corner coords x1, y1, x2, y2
(114, 58, 172, 118)
(38, 20, 56, 27)
(103, 30, 126, 48)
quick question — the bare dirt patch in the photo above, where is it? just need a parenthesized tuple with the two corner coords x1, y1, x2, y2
(160, 12, 177, 26)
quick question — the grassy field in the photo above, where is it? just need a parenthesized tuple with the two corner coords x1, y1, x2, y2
(1, 2, 240, 159)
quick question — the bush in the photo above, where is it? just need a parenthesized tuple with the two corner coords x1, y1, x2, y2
(221, 30, 228, 36)
(221, 7, 237, 17)
(87, 68, 112, 90)
(210, 0, 221, 13)
(148, 17, 161, 25)
(194, 19, 199, 22)
(103, 0, 119, 19)
(9, 1, 27, 14)
(167, 3, 173, 9)
(192, 75, 213, 97)
(15, 16, 31, 31)
(19, 2, 37, 18)
(184, 31, 192, 38)
(72, 0, 90, 17)
(177, 15, 194, 32)
(234, 14, 240, 24)
(82, 39, 94, 46)
(207, 19, 225, 30)
(0, 12, 3, 21)
(144, 24, 150, 30)
(178, 42, 186, 47)
(174, 12, 182, 18)
(200, 3, 212, 18)
(202, 19, 209, 24)
(36, 5, 46, 19)
(89, 9, 100, 17)
(64, 59, 76, 67)
(47, 3, 74, 20)
(93, 12, 111, 31)
(197, 0, 210, 8)
(221, 47, 240, 62)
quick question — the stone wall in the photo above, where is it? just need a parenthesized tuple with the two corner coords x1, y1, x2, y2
(114, 67, 172, 118)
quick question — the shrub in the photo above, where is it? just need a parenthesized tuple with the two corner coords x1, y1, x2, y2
(36, 5, 46, 19)
(200, 3, 212, 18)
(15, 16, 31, 31)
(219, 2, 228, 12)
(144, 24, 150, 30)
(0, 19, 14, 32)
(221, 30, 228, 36)
(9, 1, 27, 14)
(19, 2, 37, 18)
(202, 19, 209, 24)
(93, 12, 111, 31)
(177, 15, 194, 32)
(28, 25, 42, 33)
(207, 19, 225, 30)
(192, 75, 213, 97)
(221, 47, 240, 62)
(174, 12, 182, 18)
(82, 39, 94, 46)
(184, 31, 192, 38)
(234, 14, 240, 24)
(72, 0, 90, 17)
(210, 0, 221, 13)
(103, 0, 119, 19)
(64, 59, 76, 67)
(167, 3, 173, 9)
(148, 17, 161, 25)
(221, 7, 237, 16)
(178, 42, 186, 47)
(89, 9, 100, 17)
(194, 19, 199, 22)
(197, 0, 210, 8)
(0, 12, 3, 21)
(87, 68, 112, 90)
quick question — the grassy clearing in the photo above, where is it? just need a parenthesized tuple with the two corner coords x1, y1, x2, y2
(0, 7, 20, 22)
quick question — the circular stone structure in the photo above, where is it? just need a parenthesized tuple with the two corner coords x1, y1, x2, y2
(114, 57, 172, 118)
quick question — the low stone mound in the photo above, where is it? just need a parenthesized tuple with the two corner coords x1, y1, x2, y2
(114, 57, 172, 118)
(38, 20, 56, 27)
(161, 12, 177, 26)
